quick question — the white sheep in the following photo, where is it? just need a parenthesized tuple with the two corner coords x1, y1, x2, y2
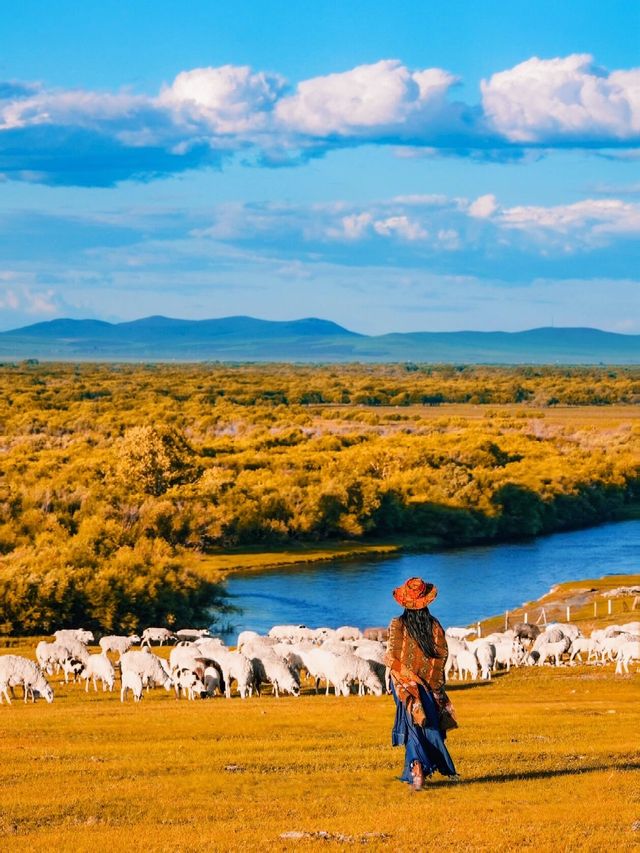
(54, 629, 94, 645)
(0, 655, 54, 704)
(247, 648, 300, 697)
(468, 640, 495, 680)
(446, 627, 476, 640)
(198, 645, 255, 699)
(169, 644, 207, 679)
(120, 670, 143, 702)
(99, 635, 140, 656)
(568, 637, 599, 663)
(334, 626, 363, 642)
(174, 669, 206, 700)
(614, 640, 640, 674)
(81, 653, 115, 692)
(456, 648, 479, 681)
(141, 627, 175, 646)
(175, 628, 212, 643)
(120, 650, 173, 691)
(203, 665, 222, 696)
(537, 637, 571, 666)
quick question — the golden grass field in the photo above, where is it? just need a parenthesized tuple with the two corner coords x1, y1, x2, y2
(1, 574, 639, 853)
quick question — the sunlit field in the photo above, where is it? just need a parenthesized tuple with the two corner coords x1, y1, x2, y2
(1, 642, 638, 852)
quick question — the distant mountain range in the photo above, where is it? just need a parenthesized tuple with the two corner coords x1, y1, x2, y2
(0, 316, 639, 364)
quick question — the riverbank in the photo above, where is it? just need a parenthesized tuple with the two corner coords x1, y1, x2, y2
(188, 505, 640, 582)
(477, 572, 640, 637)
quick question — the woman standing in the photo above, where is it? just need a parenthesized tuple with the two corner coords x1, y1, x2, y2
(385, 577, 458, 791)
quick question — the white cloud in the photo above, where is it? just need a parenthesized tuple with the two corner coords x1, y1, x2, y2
(499, 198, 640, 236)
(468, 193, 498, 218)
(373, 215, 427, 240)
(481, 54, 640, 143)
(159, 65, 286, 133)
(275, 59, 457, 136)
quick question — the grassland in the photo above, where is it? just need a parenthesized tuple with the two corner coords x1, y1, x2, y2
(2, 577, 639, 853)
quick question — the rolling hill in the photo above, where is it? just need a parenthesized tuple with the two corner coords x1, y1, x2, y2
(0, 316, 638, 363)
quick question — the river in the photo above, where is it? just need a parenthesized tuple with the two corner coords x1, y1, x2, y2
(219, 520, 640, 640)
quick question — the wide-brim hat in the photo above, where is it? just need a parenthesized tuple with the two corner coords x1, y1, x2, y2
(393, 577, 438, 610)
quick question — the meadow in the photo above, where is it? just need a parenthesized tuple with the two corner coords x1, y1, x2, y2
(1, 651, 638, 852)
(1, 575, 639, 853)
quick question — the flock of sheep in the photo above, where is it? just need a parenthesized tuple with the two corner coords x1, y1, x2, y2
(446, 619, 640, 679)
(0, 617, 638, 707)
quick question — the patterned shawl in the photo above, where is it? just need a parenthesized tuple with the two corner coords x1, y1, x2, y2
(385, 615, 449, 727)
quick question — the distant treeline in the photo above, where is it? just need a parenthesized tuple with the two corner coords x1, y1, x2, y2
(0, 363, 638, 634)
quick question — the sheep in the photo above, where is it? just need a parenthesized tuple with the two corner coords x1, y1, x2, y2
(599, 634, 635, 663)
(120, 650, 173, 691)
(36, 640, 73, 674)
(120, 670, 143, 702)
(569, 637, 599, 663)
(615, 641, 640, 674)
(237, 631, 277, 653)
(547, 623, 582, 642)
(268, 625, 315, 644)
(334, 626, 363, 642)
(140, 627, 175, 646)
(54, 629, 94, 645)
(446, 627, 476, 641)
(513, 622, 541, 643)
(203, 665, 222, 697)
(169, 644, 207, 680)
(175, 628, 212, 643)
(444, 637, 467, 681)
(537, 637, 571, 666)
(248, 649, 300, 697)
(468, 640, 495, 680)
(60, 657, 85, 684)
(99, 635, 140, 656)
(198, 646, 255, 699)
(174, 669, 206, 700)
(363, 627, 389, 642)
(330, 651, 385, 696)
(0, 655, 54, 705)
(80, 653, 115, 692)
(456, 648, 479, 681)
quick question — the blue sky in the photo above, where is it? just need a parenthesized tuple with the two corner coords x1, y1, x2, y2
(0, 1, 638, 333)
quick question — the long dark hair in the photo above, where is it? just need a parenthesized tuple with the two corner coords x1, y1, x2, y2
(402, 607, 443, 659)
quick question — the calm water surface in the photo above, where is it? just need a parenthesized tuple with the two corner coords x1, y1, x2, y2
(220, 521, 640, 641)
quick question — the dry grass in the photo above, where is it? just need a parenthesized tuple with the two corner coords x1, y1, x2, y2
(1, 639, 639, 852)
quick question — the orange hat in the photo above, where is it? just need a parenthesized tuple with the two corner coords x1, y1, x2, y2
(393, 577, 438, 610)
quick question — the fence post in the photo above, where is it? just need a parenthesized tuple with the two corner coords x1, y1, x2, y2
(504, 610, 509, 630)
(566, 605, 571, 622)
(593, 601, 597, 618)
(633, 596, 640, 611)
(524, 611, 528, 623)
(477, 621, 481, 637)
(608, 599, 612, 616)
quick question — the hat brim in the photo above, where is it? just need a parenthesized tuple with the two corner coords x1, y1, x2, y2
(393, 583, 437, 610)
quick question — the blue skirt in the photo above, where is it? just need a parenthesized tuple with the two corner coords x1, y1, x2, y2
(391, 682, 457, 782)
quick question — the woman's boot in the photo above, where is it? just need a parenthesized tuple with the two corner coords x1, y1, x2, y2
(411, 761, 425, 792)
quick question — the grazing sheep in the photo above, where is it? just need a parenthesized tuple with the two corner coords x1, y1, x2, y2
(444, 637, 467, 681)
(174, 669, 206, 700)
(198, 645, 255, 699)
(120, 670, 143, 702)
(120, 650, 173, 691)
(140, 627, 175, 646)
(446, 627, 476, 641)
(169, 644, 207, 680)
(0, 655, 54, 705)
(615, 641, 640, 674)
(363, 627, 389, 642)
(54, 629, 94, 645)
(268, 625, 315, 644)
(248, 649, 300, 697)
(455, 648, 479, 681)
(513, 622, 541, 643)
(334, 626, 363, 642)
(468, 640, 495, 680)
(203, 665, 222, 697)
(80, 653, 115, 692)
(175, 628, 212, 643)
(569, 638, 598, 663)
(537, 637, 571, 666)
(99, 635, 140, 656)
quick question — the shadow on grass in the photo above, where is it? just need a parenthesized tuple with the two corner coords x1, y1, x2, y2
(449, 761, 640, 786)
